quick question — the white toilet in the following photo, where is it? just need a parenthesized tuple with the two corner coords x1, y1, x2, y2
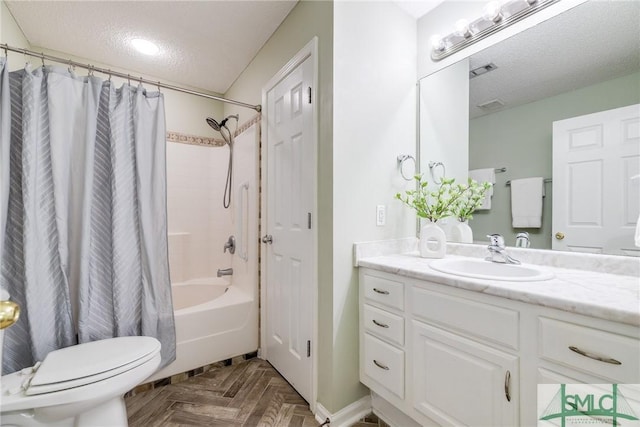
(0, 291, 162, 427)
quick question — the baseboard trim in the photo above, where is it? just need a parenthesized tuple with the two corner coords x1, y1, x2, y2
(315, 395, 372, 427)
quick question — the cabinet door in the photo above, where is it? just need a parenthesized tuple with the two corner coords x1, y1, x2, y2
(412, 321, 519, 426)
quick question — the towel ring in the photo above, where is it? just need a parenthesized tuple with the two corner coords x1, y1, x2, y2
(428, 161, 446, 184)
(397, 154, 416, 181)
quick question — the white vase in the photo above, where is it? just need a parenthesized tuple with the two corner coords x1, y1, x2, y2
(451, 220, 473, 243)
(419, 222, 446, 258)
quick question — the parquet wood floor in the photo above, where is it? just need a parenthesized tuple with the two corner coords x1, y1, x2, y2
(125, 358, 319, 427)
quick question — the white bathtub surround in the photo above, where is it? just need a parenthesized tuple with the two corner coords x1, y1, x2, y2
(154, 119, 260, 383)
(354, 238, 639, 326)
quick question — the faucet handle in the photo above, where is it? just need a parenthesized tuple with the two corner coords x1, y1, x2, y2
(487, 234, 505, 248)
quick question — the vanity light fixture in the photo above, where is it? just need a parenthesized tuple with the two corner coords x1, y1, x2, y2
(483, 1, 503, 23)
(430, 0, 560, 61)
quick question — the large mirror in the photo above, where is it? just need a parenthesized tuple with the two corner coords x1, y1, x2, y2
(419, 0, 640, 256)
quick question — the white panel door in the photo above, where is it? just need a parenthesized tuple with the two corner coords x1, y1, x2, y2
(552, 104, 640, 256)
(264, 55, 314, 402)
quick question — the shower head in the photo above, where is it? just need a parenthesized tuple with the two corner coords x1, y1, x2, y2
(206, 117, 222, 132)
(206, 115, 239, 133)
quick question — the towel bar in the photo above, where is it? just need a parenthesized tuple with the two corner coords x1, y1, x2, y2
(505, 178, 552, 186)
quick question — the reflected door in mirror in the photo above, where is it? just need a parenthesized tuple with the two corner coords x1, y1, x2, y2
(552, 104, 640, 256)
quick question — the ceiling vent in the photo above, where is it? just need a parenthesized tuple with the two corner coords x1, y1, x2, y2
(477, 98, 506, 111)
(469, 62, 498, 79)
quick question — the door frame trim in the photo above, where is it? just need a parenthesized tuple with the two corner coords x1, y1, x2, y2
(260, 36, 318, 411)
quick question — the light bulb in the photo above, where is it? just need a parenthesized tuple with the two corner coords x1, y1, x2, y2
(454, 19, 471, 38)
(430, 34, 445, 52)
(483, 1, 503, 22)
(131, 38, 160, 56)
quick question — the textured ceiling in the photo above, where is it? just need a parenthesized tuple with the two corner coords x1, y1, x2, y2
(468, 0, 640, 119)
(5, 0, 298, 94)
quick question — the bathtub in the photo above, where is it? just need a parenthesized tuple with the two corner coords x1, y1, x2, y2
(146, 277, 258, 382)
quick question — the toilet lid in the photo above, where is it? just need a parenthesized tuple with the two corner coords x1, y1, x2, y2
(26, 336, 160, 396)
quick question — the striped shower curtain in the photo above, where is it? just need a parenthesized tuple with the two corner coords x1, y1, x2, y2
(0, 58, 175, 374)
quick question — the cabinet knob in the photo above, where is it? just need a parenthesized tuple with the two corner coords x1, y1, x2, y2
(555, 232, 565, 240)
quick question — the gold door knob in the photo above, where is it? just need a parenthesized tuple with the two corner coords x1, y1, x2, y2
(0, 300, 21, 330)
(555, 232, 565, 240)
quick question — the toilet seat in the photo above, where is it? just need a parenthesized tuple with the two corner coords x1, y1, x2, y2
(1, 336, 162, 415)
(26, 336, 160, 395)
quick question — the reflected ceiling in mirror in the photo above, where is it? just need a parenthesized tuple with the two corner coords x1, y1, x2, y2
(469, 0, 640, 119)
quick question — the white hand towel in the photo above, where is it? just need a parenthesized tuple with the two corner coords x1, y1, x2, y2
(469, 168, 495, 210)
(511, 177, 544, 228)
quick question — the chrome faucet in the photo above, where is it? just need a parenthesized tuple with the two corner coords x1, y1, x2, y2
(515, 232, 530, 248)
(217, 268, 233, 277)
(223, 235, 236, 254)
(486, 234, 520, 264)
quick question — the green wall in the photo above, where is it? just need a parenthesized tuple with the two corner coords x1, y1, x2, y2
(469, 71, 640, 249)
(223, 0, 338, 412)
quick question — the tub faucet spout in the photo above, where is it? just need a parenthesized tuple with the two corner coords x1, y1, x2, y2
(217, 268, 233, 277)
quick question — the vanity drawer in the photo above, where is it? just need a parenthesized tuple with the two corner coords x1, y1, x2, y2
(363, 304, 404, 346)
(411, 286, 519, 350)
(539, 317, 640, 383)
(363, 333, 405, 399)
(362, 273, 404, 311)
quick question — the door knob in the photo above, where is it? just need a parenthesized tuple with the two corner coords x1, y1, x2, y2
(261, 234, 273, 244)
(555, 232, 565, 240)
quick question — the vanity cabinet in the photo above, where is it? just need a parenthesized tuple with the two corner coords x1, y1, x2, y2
(358, 267, 640, 426)
(412, 321, 519, 426)
(410, 286, 519, 426)
(359, 271, 407, 408)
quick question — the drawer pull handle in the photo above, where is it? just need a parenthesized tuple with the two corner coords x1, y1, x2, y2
(568, 346, 622, 365)
(373, 288, 389, 295)
(372, 319, 389, 328)
(504, 370, 511, 402)
(373, 359, 389, 370)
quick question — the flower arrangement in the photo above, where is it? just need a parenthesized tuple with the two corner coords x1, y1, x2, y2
(452, 178, 492, 222)
(395, 175, 491, 222)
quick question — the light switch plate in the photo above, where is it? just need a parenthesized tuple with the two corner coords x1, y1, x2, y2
(376, 205, 386, 226)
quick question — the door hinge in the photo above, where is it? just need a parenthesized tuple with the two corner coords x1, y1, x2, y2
(307, 340, 311, 358)
(307, 212, 312, 229)
(308, 87, 312, 104)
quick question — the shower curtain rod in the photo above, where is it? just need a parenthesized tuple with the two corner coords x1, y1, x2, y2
(0, 43, 262, 113)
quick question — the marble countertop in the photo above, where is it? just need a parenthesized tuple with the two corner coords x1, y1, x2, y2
(358, 252, 640, 326)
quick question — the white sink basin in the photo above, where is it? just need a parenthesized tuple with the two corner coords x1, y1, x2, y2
(430, 258, 554, 282)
